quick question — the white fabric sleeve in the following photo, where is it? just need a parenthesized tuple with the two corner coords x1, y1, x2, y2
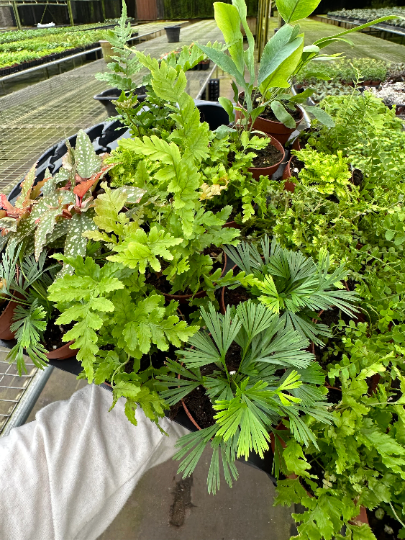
(0, 384, 189, 540)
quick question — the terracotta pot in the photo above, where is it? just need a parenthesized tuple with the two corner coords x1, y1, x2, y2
(248, 135, 286, 179)
(396, 104, 405, 116)
(46, 340, 78, 360)
(0, 301, 18, 340)
(223, 221, 242, 230)
(282, 138, 301, 193)
(236, 92, 304, 145)
(163, 252, 228, 304)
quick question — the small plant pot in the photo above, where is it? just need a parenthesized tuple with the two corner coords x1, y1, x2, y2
(223, 221, 242, 230)
(0, 301, 18, 341)
(94, 86, 147, 116)
(237, 92, 304, 145)
(282, 138, 301, 193)
(46, 340, 78, 360)
(248, 135, 285, 179)
(165, 25, 181, 43)
(99, 40, 116, 64)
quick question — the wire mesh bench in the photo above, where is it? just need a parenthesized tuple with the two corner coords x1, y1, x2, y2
(0, 347, 53, 437)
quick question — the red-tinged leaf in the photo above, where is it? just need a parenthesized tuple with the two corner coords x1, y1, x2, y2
(0, 210, 7, 219)
(0, 194, 17, 214)
(73, 164, 115, 199)
(73, 178, 98, 198)
(30, 177, 50, 200)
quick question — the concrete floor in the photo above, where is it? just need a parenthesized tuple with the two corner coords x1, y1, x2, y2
(20, 368, 296, 540)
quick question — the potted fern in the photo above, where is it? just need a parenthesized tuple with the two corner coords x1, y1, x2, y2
(94, 1, 147, 117)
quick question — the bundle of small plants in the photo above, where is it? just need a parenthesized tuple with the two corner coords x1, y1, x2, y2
(0, 0, 404, 538)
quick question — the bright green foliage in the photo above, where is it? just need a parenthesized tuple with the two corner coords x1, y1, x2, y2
(48, 255, 124, 381)
(292, 148, 353, 199)
(108, 227, 182, 272)
(159, 301, 329, 492)
(224, 237, 358, 344)
(199, 130, 270, 222)
(274, 317, 405, 540)
(48, 255, 199, 427)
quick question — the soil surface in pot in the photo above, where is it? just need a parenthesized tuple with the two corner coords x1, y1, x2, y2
(42, 319, 73, 351)
(242, 93, 302, 123)
(223, 286, 250, 308)
(146, 247, 224, 296)
(172, 342, 243, 428)
(251, 141, 283, 168)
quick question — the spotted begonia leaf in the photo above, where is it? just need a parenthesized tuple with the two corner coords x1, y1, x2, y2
(74, 130, 102, 179)
(57, 211, 97, 278)
(34, 208, 63, 261)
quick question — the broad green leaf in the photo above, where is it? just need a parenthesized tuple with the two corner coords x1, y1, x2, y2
(197, 43, 247, 89)
(271, 101, 296, 129)
(305, 105, 335, 127)
(258, 25, 303, 87)
(218, 97, 235, 122)
(214, 2, 244, 74)
(276, 0, 322, 23)
(259, 36, 304, 92)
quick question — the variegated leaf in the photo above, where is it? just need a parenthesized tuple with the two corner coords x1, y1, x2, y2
(42, 169, 69, 197)
(47, 219, 70, 244)
(57, 211, 97, 278)
(15, 163, 36, 209)
(0, 217, 18, 233)
(34, 208, 62, 261)
(0, 232, 10, 254)
(75, 130, 102, 179)
(30, 195, 61, 220)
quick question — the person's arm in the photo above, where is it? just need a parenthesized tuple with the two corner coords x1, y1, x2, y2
(0, 384, 188, 540)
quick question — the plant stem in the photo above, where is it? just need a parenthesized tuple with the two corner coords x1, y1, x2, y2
(389, 502, 405, 529)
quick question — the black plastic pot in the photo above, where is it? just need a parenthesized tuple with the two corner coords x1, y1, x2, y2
(8, 119, 128, 204)
(93, 86, 147, 116)
(165, 25, 181, 43)
(194, 99, 230, 130)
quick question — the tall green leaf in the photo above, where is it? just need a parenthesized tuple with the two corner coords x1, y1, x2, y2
(214, 2, 244, 75)
(276, 0, 322, 23)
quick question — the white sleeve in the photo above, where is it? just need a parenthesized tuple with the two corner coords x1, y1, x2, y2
(0, 384, 189, 540)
